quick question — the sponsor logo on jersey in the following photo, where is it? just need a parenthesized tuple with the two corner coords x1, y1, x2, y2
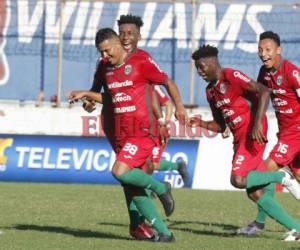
(108, 80, 133, 89)
(0, 138, 13, 171)
(215, 98, 230, 108)
(272, 89, 286, 94)
(114, 105, 136, 113)
(219, 83, 226, 94)
(274, 153, 283, 158)
(275, 108, 293, 114)
(228, 116, 242, 128)
(112, 93, 132, 103)
(222, 109, 234, 118)
(233, 71, 250, 83)
(292, 70, 300, 85)
(124, 64, 132, 75)
(272, 98, 287, 107)
(264, 76, 271, 81)
(276, 75, 283, 85)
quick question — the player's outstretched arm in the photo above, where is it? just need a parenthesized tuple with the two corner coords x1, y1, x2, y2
(68, 90, 103, 104)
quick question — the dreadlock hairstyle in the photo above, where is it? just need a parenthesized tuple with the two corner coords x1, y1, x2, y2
(95, 28, 119, 47)
(259, 31, 281, 46)
(117, 14, 144, 29)
(192, 45, 219, 61)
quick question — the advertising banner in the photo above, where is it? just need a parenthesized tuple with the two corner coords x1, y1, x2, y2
(0, 134, 199, 188)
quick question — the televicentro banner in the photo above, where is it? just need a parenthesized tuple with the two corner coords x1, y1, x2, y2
(0, 134, 199, 187)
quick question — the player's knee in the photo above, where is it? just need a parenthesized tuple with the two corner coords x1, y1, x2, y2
(112, 161, 129, 178)
(247, 188, 264, 202)
(230, 175, 246, 189)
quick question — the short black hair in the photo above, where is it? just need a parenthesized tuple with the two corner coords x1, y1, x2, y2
(259, 31, 280, 46)
(192, 45, 218, 61)
(117, 14, 144, 29)
(95, 28, 119, 47)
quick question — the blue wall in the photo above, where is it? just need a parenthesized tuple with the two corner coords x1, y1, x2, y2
(0, 1, 300, 105)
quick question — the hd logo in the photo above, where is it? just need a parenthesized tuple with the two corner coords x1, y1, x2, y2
(0, 138, 13, 171)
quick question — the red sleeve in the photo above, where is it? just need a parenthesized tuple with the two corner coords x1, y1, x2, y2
(224, 69, 252, 93)
(154, 86, 169, 104)
(141, 56, 168, 84)
(286, 62, 300, 97)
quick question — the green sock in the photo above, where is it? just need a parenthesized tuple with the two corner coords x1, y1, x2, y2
(255, 183, 275, 224)
(159, 160, 178, 171)
(247, 171, 284, 189)
(117, 168, 166, 195)
(133, 194, 171, 236)
(257, 192, 300, 231)
(123, 186, 143, 229)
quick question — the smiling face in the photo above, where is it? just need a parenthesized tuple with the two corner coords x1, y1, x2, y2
(194, 57, 218, 82)
(97, 37, 124, 66)
(258, 38, 281, 69)
(118, 23, 141, 52)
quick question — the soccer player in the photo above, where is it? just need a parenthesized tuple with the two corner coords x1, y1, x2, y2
(246, 31, 300, 241)
(189, 44, 300, 239)
(70, 28, 186, 242)
(85, 15, 188, 241)
(86, 14, 189, 183)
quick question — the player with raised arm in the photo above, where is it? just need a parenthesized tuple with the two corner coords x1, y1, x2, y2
(189, 45, 300, 240)
(70, 28, 186, 242)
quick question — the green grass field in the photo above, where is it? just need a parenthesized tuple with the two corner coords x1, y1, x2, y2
(0, 183, 300, 250)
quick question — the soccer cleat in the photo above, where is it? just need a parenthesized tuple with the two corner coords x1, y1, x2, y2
(283, 229, 300, 241)
(152, 233, 175, 242)
(235, 221, 265, 236)
(279, 166, 300, 200)
(177, 160, 189, 184)
(158, 182, 175, 217)
(129, 223, 155, 240)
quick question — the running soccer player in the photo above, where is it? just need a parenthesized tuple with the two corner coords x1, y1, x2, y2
(85, 15, 188, 241)
(245, 31, 300, 241)
(189, 44, 300, 240)
(70, 28, 187, 242)
(86, 14, 189, 183)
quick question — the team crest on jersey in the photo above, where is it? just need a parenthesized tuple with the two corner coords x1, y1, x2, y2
(219, 83, 226, 94)
(276, 75, 283, 85)
(124, 65, 132, 75)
